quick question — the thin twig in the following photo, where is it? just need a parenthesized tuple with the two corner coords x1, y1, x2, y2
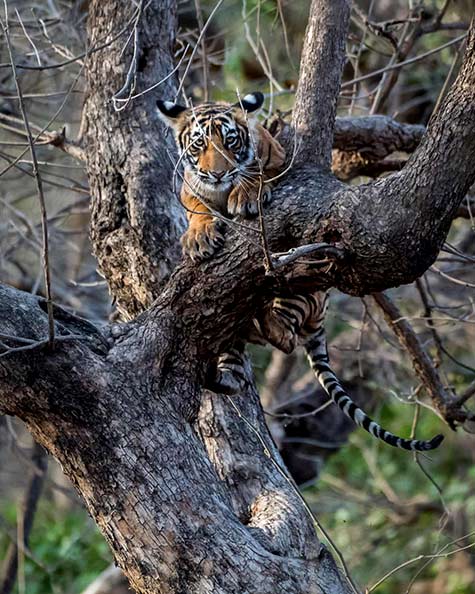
(241, 0, 283, 93)
(272, 243, 345, 269)
(341, 33, 467, 90)
(0, 64, 86, 179)
(1, 6, 54, 346)
(193, 0, 209, 101)
(236, 89, 274, 272)
(0, 5, 140, 71)
(373, 292, 467, 428)
(454, 380, 475, 407)
(112, 0, 144, 112)
(14, 8, 41, 66)
(431, 264, 475, 288)
(175, 0, 225, 100)
(367, 538, 475, 592)
(0, 334, 88, 360)
(410, 404, 448, 516)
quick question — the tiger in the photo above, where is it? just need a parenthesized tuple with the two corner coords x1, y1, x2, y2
(157, 94, 444, 452)
(210, 290, 444, 452)
(156, 92, 285, 260)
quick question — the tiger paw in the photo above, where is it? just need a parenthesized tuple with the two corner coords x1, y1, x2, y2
(181, 218, 225, 261)
(227, 185, 272, 218)
(204, 346, 247, 395)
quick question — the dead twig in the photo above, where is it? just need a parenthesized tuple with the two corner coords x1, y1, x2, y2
(373, 292, 471, 428)
(454, 380, 475, 407)
(1, 8, 54, 347)
(271, 243, 345, 269)
(341, 33, 467, 91)
(112, 0, 144, 112)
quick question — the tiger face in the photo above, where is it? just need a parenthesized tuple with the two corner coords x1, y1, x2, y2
(157, 93, 264, 194)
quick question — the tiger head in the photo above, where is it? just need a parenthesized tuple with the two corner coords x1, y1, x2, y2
(156, 92, 264, 192)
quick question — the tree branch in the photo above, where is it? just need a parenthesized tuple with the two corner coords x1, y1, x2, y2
(291, 0, 351, 168)
(333, 116, 425, 160)
(84, 0, 185, 316)
(373, 292, 472, 428)
(0, 282, 353, 594)
(3, 5, 475, 594)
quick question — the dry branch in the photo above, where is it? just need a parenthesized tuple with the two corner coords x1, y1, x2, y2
(373, 292, 472, 428)
(291, 0, 351, 168)
(333, 116, 424, 160)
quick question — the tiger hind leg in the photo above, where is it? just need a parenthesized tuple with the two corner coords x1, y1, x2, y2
(205, 342, 247, 395)
(265, 289, 444, 451)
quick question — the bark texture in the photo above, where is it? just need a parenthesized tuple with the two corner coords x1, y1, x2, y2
(2, 2, 475, 594)
(0, 285, 349, 594)
(291, 0, 351, 167)
(333, 116, 424, 160)
(83, 0, 185, 317)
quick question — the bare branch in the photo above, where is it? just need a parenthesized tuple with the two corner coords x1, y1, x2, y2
(333, 116, 424, 160)
(373, 292, 471, 428)
(291, 0, 351, 168)
(1, 13, 55, 346)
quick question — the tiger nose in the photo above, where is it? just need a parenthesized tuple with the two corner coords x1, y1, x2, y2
(210, 171, 225, 181)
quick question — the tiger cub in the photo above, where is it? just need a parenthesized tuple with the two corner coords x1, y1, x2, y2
(158, 95, 444, 453)
(212, 291, 444, 452)
(157, 92, 285, 260)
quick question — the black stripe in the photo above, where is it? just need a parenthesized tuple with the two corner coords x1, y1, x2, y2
(346, 402, 357, 419)
(362, 415, 372, 431)
(278, 301, 308, 321)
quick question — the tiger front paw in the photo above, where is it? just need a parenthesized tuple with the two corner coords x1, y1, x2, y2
(181, 217, 225, 261)
(227, 184, 272, 218)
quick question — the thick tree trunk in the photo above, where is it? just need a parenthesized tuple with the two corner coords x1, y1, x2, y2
(83, 0, 185, 317)
(0, 285, 349, 594)
(1, 2, 475, 593)
(291, 0, 352, 167)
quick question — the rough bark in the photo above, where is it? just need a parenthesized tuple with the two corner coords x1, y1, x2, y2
(83, 0, 185, 317)
(271, 114, 425, 179)
(0, 285, 350, 594)
(2, 2, 475, 594)
(331, 116, 424, 179)
(291, 0, 351, 167)
(333, 116, 425, 160)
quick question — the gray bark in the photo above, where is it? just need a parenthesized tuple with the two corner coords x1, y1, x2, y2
(1, 2, 475, 594)
(83, 0, 185, 317)
(333, 116, 424, 160)
(0, 285, 349, 594)
(291, 0, 352, 167)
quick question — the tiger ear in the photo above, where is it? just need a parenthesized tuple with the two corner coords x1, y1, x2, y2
(156, 100, 187, 127)
(235, 92, 264, 113)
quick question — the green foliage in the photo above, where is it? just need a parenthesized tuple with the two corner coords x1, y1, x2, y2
(304, 399, 475, 593)
(0, 500, 111, 594)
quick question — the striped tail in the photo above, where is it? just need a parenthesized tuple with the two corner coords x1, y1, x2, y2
(305, 328, 444, 452)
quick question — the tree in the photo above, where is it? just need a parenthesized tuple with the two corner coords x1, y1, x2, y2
(1, 1, 474, 593)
